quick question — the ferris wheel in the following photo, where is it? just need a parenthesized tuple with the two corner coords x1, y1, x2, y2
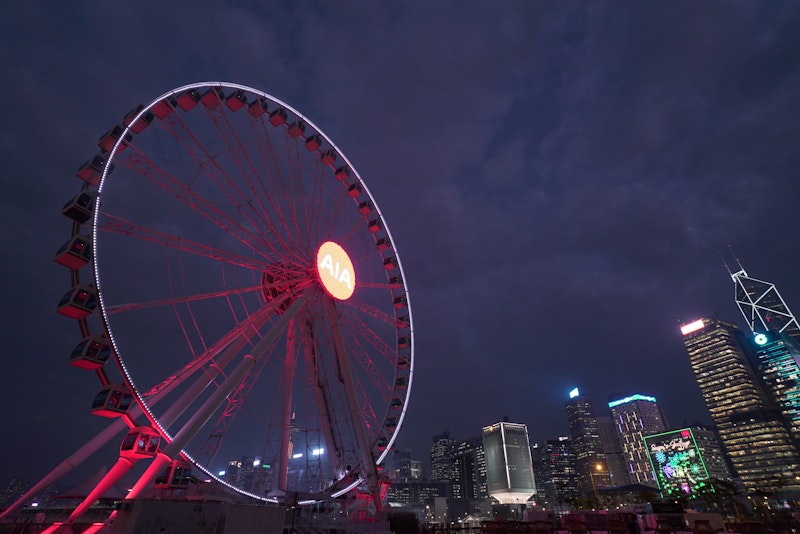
(52, 82, 414, 509)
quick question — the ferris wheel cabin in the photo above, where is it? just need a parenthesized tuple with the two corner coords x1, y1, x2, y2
(54, 234, 92, 269)
(176, 89, 201, 111)
(76, 152, 114, 186)
(119, 427, 161, 460)
(154, 460, 192, 489)
(90, 384, 133, 417)
(247, 96, 269, 118)
(122, 103, 154, 134)
(97, 124, 132, 154)
(61, 191, 94, 224)
(57, 284, 97, 319)
(68, 335, 111, 370)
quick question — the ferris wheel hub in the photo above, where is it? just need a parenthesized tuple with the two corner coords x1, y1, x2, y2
(261, 263, 309, 314)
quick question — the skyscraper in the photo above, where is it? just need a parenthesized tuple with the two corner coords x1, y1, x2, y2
(390, 449, 414, 483)
(608, 393, 667, 488)
(452, 436, 487, 500)
(565, 387, 610, 496)
(597, 415, 629, 487)
(680, 317, 800, 493)
(430, 431, 455, 491)
(531, 437, 578, 506)
(482, 421, 536, 505)
(751, 330, 800, 443)
(686, 424, 735, 485)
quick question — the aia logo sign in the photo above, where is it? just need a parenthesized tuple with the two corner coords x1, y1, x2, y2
(316, 241, 355, 300)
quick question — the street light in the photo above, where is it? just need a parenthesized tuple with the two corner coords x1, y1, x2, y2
(590, 463, 604, 499)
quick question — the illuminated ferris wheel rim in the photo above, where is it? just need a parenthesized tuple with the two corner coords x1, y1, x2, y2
(87, 81, 415, 499)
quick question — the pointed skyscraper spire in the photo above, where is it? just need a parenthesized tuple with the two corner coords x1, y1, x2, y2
(727, 246, 800, 340)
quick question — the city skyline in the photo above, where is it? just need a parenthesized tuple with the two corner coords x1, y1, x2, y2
(2, 2, 800, 495)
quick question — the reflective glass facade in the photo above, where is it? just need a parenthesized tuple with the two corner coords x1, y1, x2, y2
(680, 317, 800, 492)
(452, 436, 487, 500)
(531, 437, 578, 505)
(430, 431, 455, 489)
(751, 331, 800, 442)
(565, 392, 610, 494)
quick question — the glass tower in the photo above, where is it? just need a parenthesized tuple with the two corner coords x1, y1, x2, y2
(452, 436, 487, 500)
(680, 317, 800, 492)
(565, 388, 610, 495)
(482, 421, 536, 504)
(750, 330, 800, 443)
(430, 431, 455, 493)
(531, 437, 578, 506)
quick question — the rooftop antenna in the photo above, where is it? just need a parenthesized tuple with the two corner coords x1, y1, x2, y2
(726, 244, 747, 280)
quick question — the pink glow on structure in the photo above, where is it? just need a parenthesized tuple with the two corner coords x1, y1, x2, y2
(680, 319, 705, 336)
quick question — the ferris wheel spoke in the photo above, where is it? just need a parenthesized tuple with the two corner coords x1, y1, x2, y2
(340, 310, 397, 380)
(272, 319, 300, 494)
(200, 101, 284, 232)
(342, 326, 394, 401)
(357, 281, 404, 290)
(141, 300, 277, 401)
(288, 140, 322, 244)
(98, 213, 269, 272)
(106, 283, 275, 315)
(350, 368, 381, 436)
(320, 179, 361, 245)
(248, 118, 298, 252)
(323, 298, 378, 485)
(341, 298, 399, 330)
(250, 119, 316, 253)
(192, 355, 263, 467)
(191, 310, 289, 468)
(160, 107, 297, 261)
(299, 317, 345, 478)
(280, 136, 312, 251)
(114, 144, 275, 261)
(155, 291, 307, 447)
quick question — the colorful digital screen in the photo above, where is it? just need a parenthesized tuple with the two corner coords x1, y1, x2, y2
(644, 429, 711, 496)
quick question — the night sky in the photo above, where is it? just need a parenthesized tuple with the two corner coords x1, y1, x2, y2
(3, 1, 800, 488)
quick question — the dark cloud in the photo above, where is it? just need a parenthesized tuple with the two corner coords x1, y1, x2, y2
(2, 0, 800, 488)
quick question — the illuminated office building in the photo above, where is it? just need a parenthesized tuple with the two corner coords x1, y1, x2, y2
(597, 415, 629, 487)
(680, 317, 800, 493)
(750, 330, 800, 442)
(688, 424, 735, 485)
(482, 421, 536, 504)
(608, 393, 667, 488)
(452, 436, 487, 500)
(390, 449, 419, 483)
(430, 431, 455, 494)
(565, 388, 610, 495)
(531, 437, 578, 505)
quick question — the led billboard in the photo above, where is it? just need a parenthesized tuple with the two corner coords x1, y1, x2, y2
(644, 428, 711, 496)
